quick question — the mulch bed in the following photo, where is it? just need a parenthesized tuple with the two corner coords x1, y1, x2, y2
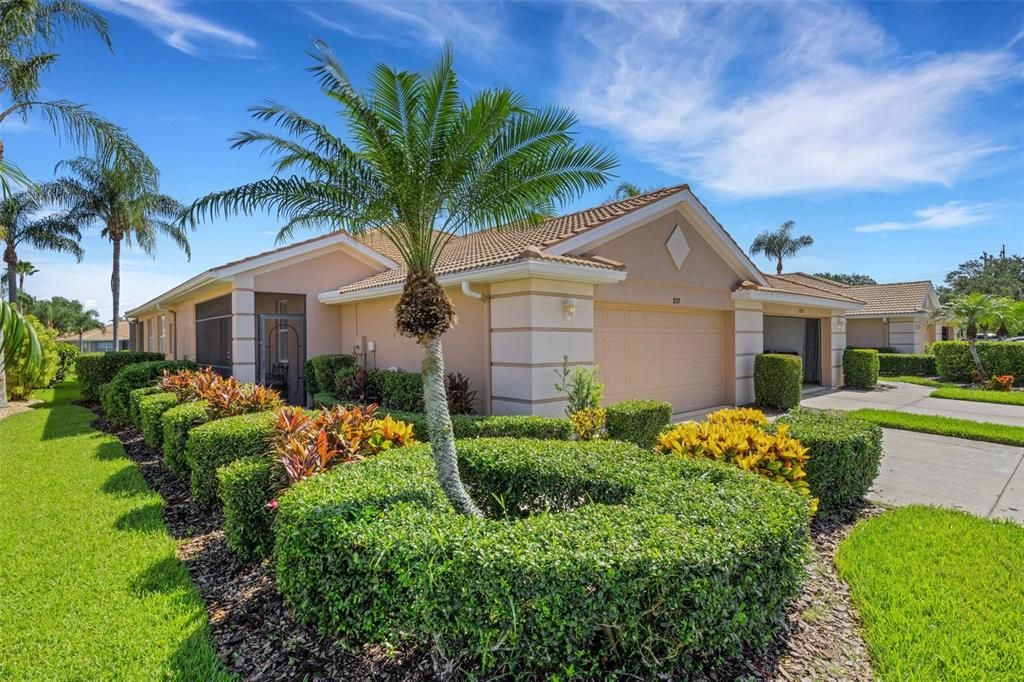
(88, 402, 877, 681)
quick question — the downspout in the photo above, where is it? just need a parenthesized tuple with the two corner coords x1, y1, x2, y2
(461, 281, 484, 301)
(460, 281, 489, 414)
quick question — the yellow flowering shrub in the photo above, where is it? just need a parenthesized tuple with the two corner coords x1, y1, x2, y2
(656, 419, 817, 512)
(571, 407, 606, 441)
(706, 407, 769, 427)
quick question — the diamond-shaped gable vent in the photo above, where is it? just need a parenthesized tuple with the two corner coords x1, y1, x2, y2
(665, 225, 690, 270)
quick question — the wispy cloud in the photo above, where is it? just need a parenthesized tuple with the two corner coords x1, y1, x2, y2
(559, 2, 1019, 197)
(303, 1, 505, 57)
(87, 0, 257, 56)
(853, 201, 996, 233)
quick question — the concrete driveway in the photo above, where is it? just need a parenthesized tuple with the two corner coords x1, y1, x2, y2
(870, 429, 1024, 523)
(801, 381, 1024, 427)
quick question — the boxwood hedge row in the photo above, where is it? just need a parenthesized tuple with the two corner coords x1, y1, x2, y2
(933, 341, 1024, 385)
(138, 392, 178, 449)
(842, 349, 878, 388)
(101, 360, 196, 426)
(274, 438, 810, 678)
(161, 401, 211, 477)
(75, 351, 165, 401)
(605, 399, 672, 448)
(755, 354, 803, 408)
(186, 411, 276, 508)
(877, 353, 937, 377)
(129, 385, 164, 427)
(218, 456, 278, 561)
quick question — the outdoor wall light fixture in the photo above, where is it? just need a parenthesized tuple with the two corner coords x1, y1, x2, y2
(563, 298, 578, 320)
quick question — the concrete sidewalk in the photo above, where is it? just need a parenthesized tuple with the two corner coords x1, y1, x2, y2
(870, 429, 1024, 523)
(801, 381, 1024, 427)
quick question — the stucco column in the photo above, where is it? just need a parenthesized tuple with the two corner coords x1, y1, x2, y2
(231, 275, 256, 382)
(489, 279, 594, 417)
(828, 313, 847, 387)
(887, 318, 921, 353)
(732, 300, 763, 405)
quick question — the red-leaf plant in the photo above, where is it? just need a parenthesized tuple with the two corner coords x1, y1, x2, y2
(158, 367, 219, 403)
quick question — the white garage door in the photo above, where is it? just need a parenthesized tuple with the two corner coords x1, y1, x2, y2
(595, 305, 725, 414)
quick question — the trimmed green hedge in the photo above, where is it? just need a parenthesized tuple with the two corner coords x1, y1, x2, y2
(774, 408, 883, 513)
(375, 369, 423, 412)
(129, 385, 163, 427)
(305, 354, 356, 397)
(755, 354, 803, 409)
(186, 411, 276, 508)
(139, 392, 178, 449)
(848, 346, 897, 354)
(75, 351, 165, 401)
(275, 438, 810, 678)
(933, 341, 1024, 385)
(843, 349, 879, 388)
(161, 401, 210, 477)
(878, 353, 937, 377)
(218, 456, 278, 561)
(605, 399, 673, 448)
(101, 360, 196, 426)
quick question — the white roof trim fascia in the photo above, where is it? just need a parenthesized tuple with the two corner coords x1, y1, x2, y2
(545, 189, 768, 287)
(215, 232, 396, 278)
(125, 271, 220, 317)
(319, 259, 627, 305)
(732, 288, 865, 311)
(847, 311, 930, 319)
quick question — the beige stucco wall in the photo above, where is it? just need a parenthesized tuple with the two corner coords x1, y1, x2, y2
(591, 210, 739, 311)
(135, 281, 233, 360)
(846, 318, 887, 349)
(340, 285, 490, 413)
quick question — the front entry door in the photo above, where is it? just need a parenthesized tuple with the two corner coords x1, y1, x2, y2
(257, 313, 306, 405)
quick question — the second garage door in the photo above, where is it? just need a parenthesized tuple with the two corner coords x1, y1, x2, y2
(594, 304, 725, 414)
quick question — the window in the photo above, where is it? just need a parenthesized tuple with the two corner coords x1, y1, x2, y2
(195, 294, 232, 375)
(147, 319, 154, 351)
(276, 299, 289, 363)
(158, 315, 166, 354)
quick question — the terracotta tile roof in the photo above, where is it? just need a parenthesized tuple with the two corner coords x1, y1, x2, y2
(760, 275, 866, 304)
(57, 321, 129, 343)
(335, 185, 691, 294)
(775, 273, 934, 316)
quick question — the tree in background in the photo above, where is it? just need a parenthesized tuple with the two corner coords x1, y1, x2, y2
(938, 249, 1024, 302)
(21, 295, 99, 335)
(67, 306, 103, 349)
(813, 272, 877, 286)
(47, 156, 189, 350)
(15, 260, 36, 291)
(188, 43, 617, 516)
(0, 0, 152, 192)
(931, 292, 1004, 377)
(749, 221, 814, 275)
(1, 191, 84, 303)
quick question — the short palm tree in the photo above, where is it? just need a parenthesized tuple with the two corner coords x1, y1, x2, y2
(0, 297, 41, 407)
(15, 260, 37, 290)
(749, 221, 814, 275)
(931, 292, 1001, 377)
(188, 43, 617, 516)
(68, 306, 102, 350)
(1, 190, 84, 303)
(0, 0, 153, 191)
(611, 181, 643, 200)
(48, 156, 189, 349)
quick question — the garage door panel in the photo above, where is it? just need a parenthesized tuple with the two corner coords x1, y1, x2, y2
(595, 305, 725, 413)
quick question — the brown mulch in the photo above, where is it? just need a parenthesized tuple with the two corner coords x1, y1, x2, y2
(89, 402, 878, 681)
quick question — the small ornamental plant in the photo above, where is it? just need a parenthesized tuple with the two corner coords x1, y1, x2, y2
(656, 416, 817, 513)
(158, 367, 283, 418)
(158, 367, 218, 402)
(570, 407, 606, 441)
(706, 407, 769, 427)
(985, 374, 1015, 392)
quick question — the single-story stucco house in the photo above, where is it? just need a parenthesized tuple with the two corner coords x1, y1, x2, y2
(57, 321, 131, 352)
(765, 273, 952, 353)
(125, 185, 931, 416)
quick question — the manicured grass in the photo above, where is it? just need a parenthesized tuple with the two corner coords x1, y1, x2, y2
(836, 506, 1024, 680)
(930, 386, 1024, 406)
(0, 382, 231, 680)
(846, 408, 1024, 447)
(882, 375, 944, 387)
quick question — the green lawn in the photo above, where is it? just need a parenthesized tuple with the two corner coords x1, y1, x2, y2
(836, 506, 1024, 680)
(0, 381, 231, 681)
(885, 376, 1024, 405)
(846, 408, 1024, 446)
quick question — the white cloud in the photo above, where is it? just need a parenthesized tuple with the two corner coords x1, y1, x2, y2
(304, 1, 505, 57)
(87, 0, 257, 55)
(559, 2, 1020, 197)
(853, 201, 996, 233)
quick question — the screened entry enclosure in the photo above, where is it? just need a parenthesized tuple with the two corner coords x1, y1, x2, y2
(762, 315, 822, 384)
(256, 293, 307, 405)
(195, 294, 233, 376)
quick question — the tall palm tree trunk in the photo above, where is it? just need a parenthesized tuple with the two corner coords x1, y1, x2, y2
(968, 337, 985, 380)
(421, 336, 482, 517)
(0, 329, 6, 408)
(111, 236, 120, 349)
(3, 252, 15, 304)
(776, 255, 783, 275)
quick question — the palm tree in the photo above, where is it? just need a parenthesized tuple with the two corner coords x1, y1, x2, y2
(931, 292, 1001, 377)
(1, 191, 84, 303)
(68, 306, 102, 350)
(611, 181, 643, 200)
(16, 260, 37, 290)
(749, 221, 814, 275)
(47, 156, 189, 349)
(1, 297, 41, 407)
(188, 43, 617, 516)
(0, 0, 153, 191)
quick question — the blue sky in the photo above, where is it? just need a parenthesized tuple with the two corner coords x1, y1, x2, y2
(6, 0, 1022, 323)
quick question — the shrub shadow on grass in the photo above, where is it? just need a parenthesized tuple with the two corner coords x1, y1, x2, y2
(95, 441, 126, 461)
(166, 615, 234, 682)
(114, 502, 166, 534)
(130, 555, 190, 596)
(101, 465, 150, 497)
(41, 405, 95, 441)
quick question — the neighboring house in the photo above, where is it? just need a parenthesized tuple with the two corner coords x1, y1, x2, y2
(126, 185, 866, 416)
(57, 321, 131, 352)
(769, 273, 952, 353)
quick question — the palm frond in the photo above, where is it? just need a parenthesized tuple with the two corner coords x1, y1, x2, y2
(0, 298, 42, 369)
